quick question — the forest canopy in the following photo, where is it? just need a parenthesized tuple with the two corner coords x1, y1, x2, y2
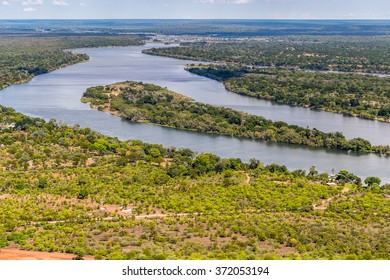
(0, 36, 144, 90)
(82, 81, 390, 155)
(0, 105, 388, 260)
(185, 64, 390, 122)
(144, 38, 390, 74)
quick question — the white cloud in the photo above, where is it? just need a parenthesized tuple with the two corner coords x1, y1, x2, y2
(53, 0, 69, 6)
(198, 0, 253, 4)
(233, 0, 252, 3)
(23, 6, 37, 11)
(2, 1, 10, 5)
(22, 0, 43, 5)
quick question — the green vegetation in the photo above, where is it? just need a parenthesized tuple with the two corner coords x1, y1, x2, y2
(143, 39, 390, 74)
(0, 105, 388, 260)
(82, 81, 390, 155)
(0, 23, 389, 261)
(186, 64, 390, 122)
(0, 36, 144, 90)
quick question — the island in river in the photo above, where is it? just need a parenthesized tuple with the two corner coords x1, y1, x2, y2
(0, 23, 389, 261)
(2, 43, 390, 182)
(82, 81, 390, 155)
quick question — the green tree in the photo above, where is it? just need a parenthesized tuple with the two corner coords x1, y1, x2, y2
(364, 177, 381, 187)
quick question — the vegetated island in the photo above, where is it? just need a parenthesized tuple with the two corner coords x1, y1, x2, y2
(143, 38, 390, 74)
(82, 81, 390, 155)
(185, 64, 390, 123)
(0, 105, 388, 260)
(0, 36, 144, 90)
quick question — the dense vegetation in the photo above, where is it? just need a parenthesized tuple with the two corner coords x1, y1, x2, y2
(144, 39, 390, 74)
(186, 64, 390, 122)
(0, 28, 388, 260)
(0, 105, 388, 260)
(82, 82, 390, 155)
(0, 36, 144, 90)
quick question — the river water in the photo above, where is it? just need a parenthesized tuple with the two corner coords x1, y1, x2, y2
(0, 43, 389, 182)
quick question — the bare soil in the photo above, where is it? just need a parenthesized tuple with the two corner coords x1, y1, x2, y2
(0, 248, 94, 260)
(313, 187, 350, 210)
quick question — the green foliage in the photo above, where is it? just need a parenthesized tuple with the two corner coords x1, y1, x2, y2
(0, 34, 389, 260)
(82, 81, 388, 155)
(37, 178, 49, 189)
(336, 170, 362, 185)
(144, 38, 390, 74)
(77, 189, 89, 200)
(0, 36, 144, 90)
(364, 177, 381, 187)
(186, 64, 390, 122)
(0, 105, 387, 260)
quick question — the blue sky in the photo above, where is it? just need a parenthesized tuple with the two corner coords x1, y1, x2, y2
(1, 0, 389, 20)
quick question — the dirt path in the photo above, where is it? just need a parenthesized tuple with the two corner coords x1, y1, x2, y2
(341, 187, 350, 194)
(313, 187, 350, 210)
(30, 212, 193, 225)
(134, 213, 190, 219)
(244, 173, 251, 185)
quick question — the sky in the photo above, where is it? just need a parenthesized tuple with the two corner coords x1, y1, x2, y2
(0, 0, 390, 20)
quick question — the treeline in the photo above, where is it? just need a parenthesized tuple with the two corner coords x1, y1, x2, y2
(0, 36, 144, 90)
(82, 82, 390, 155)
(0, 105, 388, 260)
(51, 35, 145, 49)
(143, 39, 390, 74)
(186, 64, 390, 122)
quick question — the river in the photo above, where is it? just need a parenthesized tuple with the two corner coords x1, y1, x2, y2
(0, 43, 389, 182)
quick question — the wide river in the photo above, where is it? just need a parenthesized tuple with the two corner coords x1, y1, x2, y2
(0, 43, 389, 182)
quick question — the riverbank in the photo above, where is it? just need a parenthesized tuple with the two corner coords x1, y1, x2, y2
(0, 105, 388, 260)
(2, 44, 390, 181)
(0, 36, 145, 90)
(142, 39, 390, 74)
(82, 81, 390, 156)
(185, 64, 390, 123)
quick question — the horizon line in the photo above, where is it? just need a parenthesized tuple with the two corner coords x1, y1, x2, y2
(1, 18, 390, 21)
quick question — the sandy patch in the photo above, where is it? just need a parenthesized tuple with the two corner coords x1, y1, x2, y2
(0, 248, 94, 260)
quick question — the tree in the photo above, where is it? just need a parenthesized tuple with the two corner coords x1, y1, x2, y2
(336, 170, 362, 186)
(364, 177, 381, 187)
(192, 153, 220, 175)
(308, 166, 318, 177)
(249, 158, 260, 169)
(37, 178, 49, 189)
